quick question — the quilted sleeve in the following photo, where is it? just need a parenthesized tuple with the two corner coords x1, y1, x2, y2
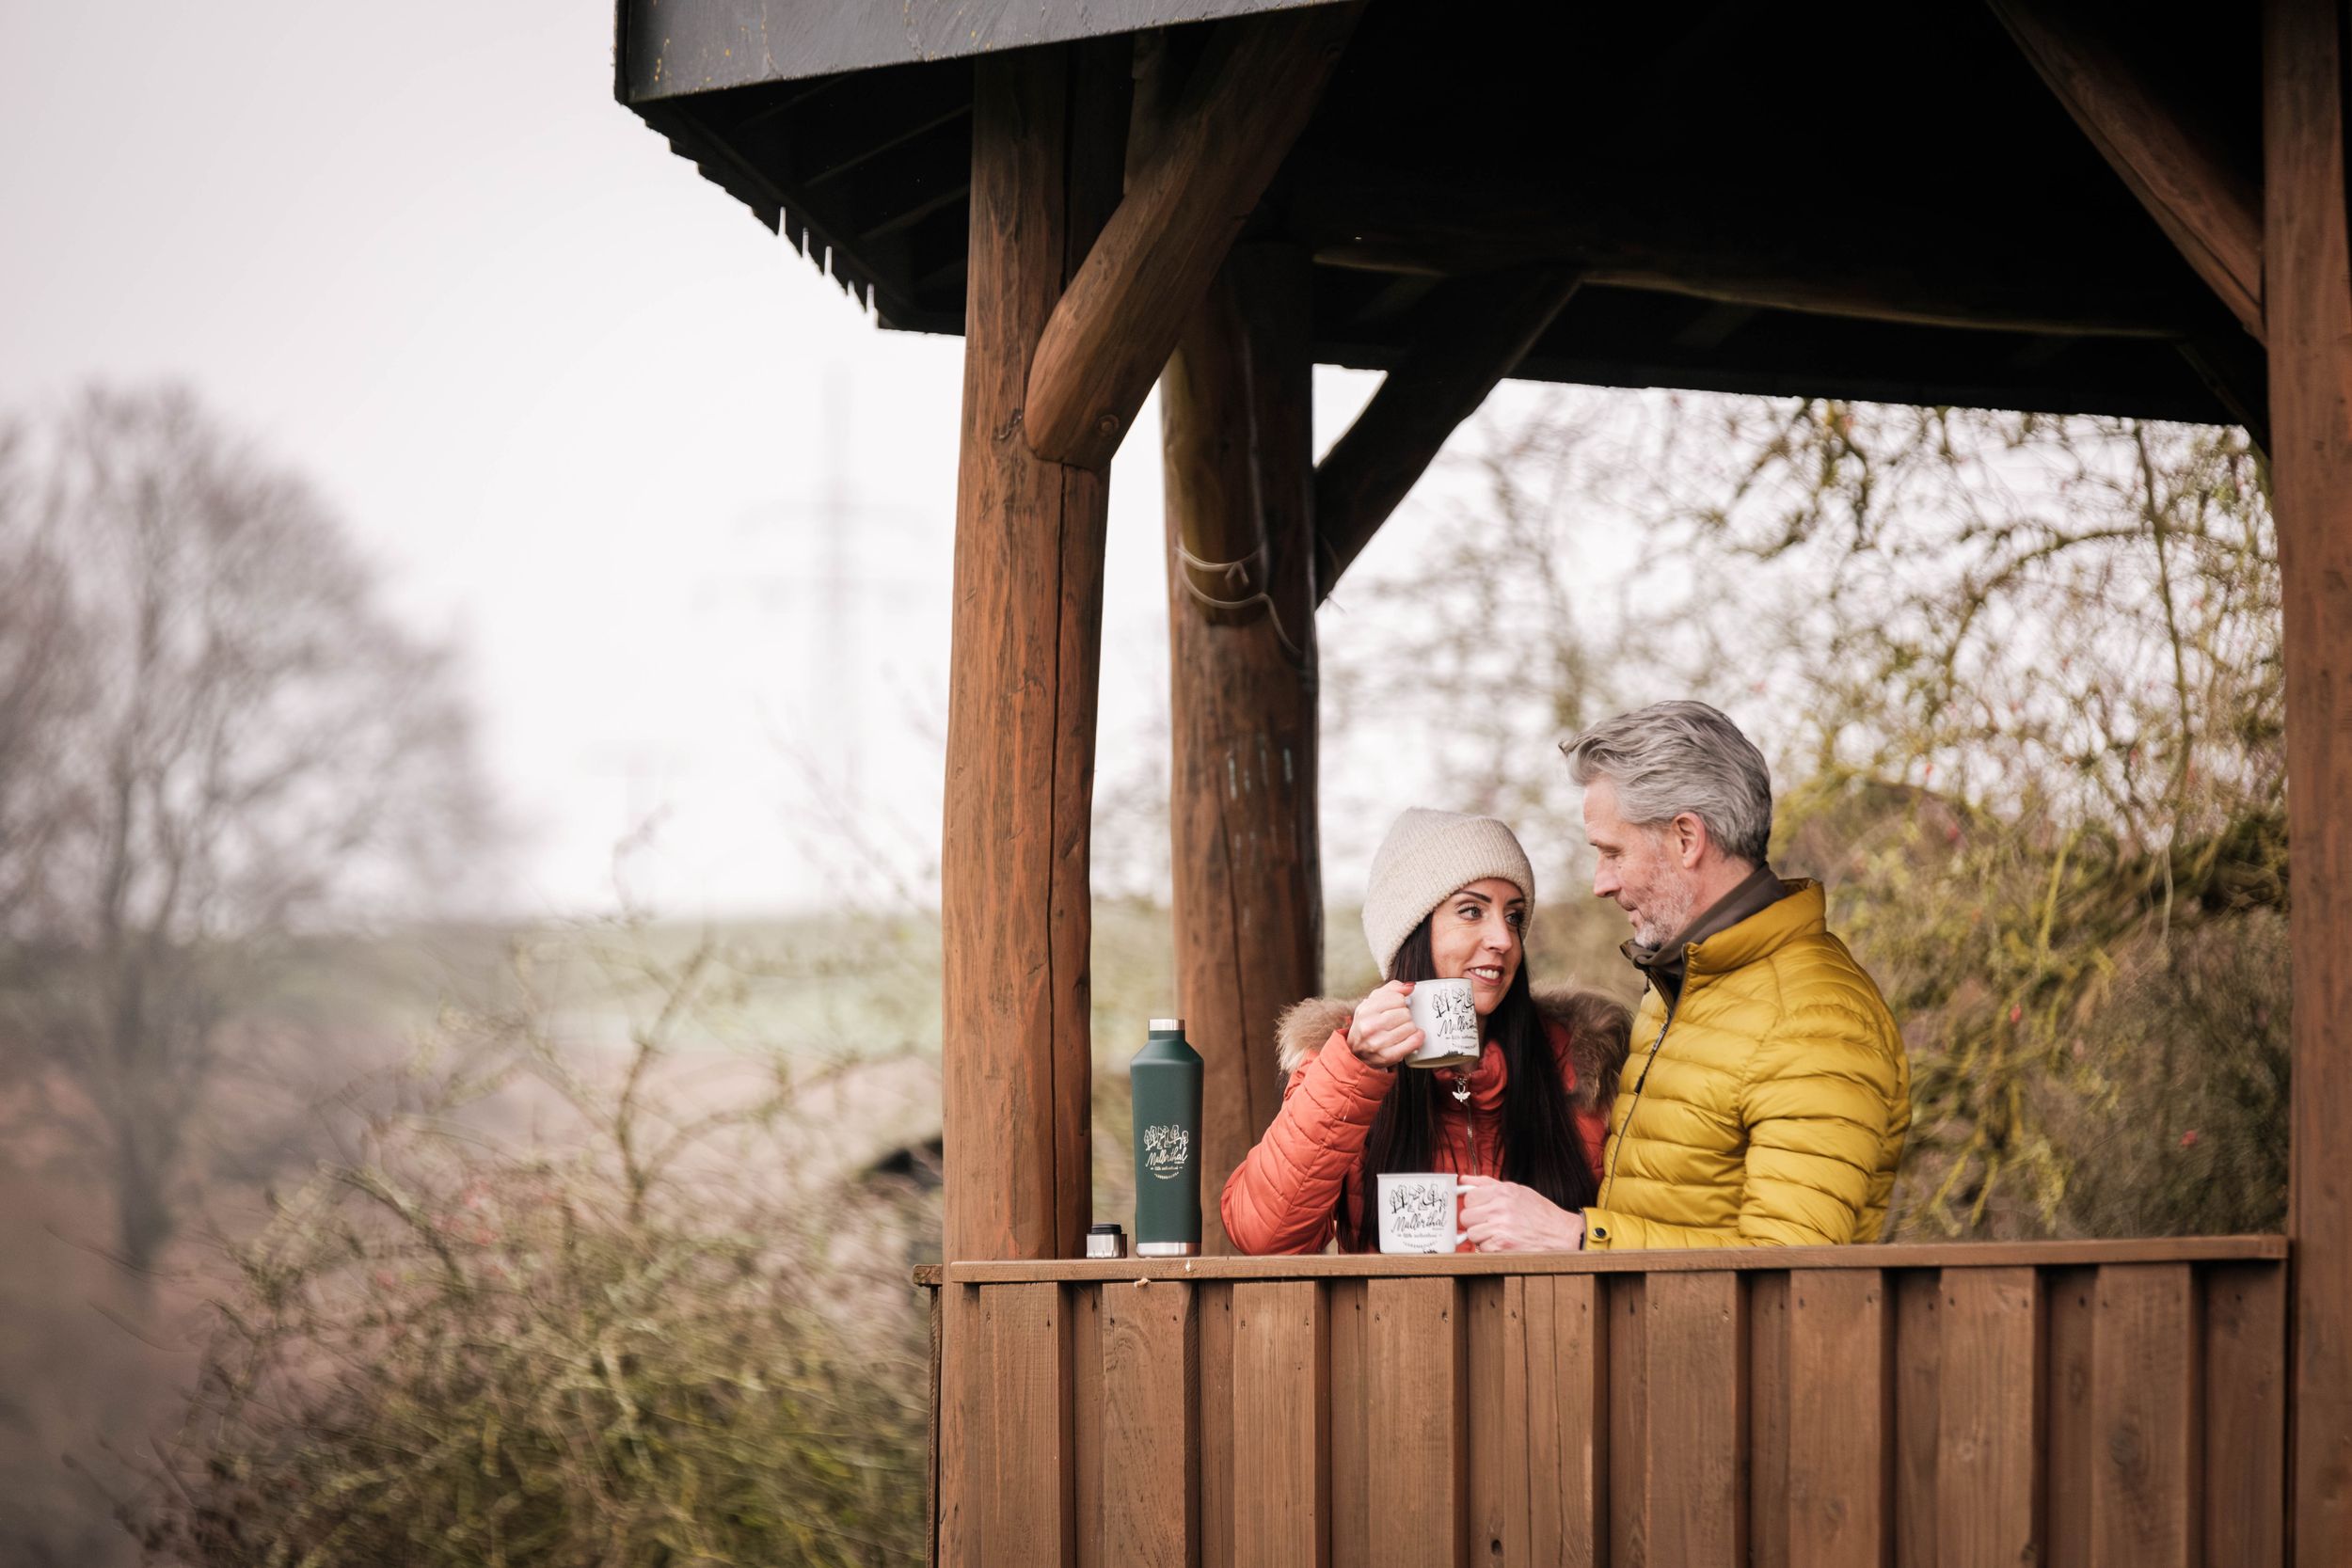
(1584, 992, 1903, 1251)
(1219, 1026, 1396, 1255)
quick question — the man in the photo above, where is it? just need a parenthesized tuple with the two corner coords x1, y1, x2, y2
(1457, 700, 1909, 1250)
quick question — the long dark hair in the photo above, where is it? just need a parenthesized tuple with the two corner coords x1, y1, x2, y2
(1343, 917, 1601, 1249)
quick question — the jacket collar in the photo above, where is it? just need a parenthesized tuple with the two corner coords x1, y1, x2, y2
(1625, 875, 1825, 1005)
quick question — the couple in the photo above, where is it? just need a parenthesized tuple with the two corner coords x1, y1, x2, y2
(1222, 701, 1912, 1254)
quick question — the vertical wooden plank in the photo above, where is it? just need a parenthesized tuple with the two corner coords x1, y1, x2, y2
(1541, 1274, 1609, 1568)
(1100, 1282, 1197, 1567)
(1465, 1277, 1519, 1566)
(1162, 240, 1323, 1251)
(1892, 1272, 1940, 1568)
(1786, 1270, 1893, 1568)
(2090, 1264, 2201, 1568)
(1644, 1272, 1745, 1568)
(1367, 1276, 1465, 1568)
(2203, 1262, 2288, 1567)
(1233, 1280, 1327, 1568)
(1746, 1272, 1791, 1568)
(1609, 1275, 1648, 1568)
(1328, 1279, 1370, 1568)
(1199, 1281, 1236, 1568)
(1073, 1286, 1104, 1568)
(928, 1285, 944, 1568)
(942, 1282, 1074, 1567)
(2265, 5, 2352, 1562)
(2043, 1267, 2097, 1568)
(1936, 1267, 2043, 1568)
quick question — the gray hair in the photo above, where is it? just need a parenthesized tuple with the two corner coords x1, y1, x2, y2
(1560, 701, 1773, 866)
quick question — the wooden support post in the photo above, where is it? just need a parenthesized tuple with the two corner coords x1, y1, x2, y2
(941, 44, 1126, 1265)
(1989, 0, 2265, 341)
(1023, 5, 1358, 472)
(1162, 243, 1323, 1253)
(2265, 2, 2352, 1559)
(1313, 267, 1580, 600)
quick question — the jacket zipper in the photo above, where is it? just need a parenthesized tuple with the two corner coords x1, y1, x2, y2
(1598, 1006, 1673, 1210)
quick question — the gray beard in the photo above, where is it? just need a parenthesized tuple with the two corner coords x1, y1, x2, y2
(1631, 880, 1698, 950)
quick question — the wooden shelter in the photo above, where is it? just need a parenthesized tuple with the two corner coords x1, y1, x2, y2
(617, 2, 2347, 1560)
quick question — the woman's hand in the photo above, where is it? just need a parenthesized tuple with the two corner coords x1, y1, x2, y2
(1345, 979, 1423, 1069)
(1457, 1176, 1586, 1252)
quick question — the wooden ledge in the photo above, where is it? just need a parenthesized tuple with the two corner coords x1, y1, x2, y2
(916, 1233, 2285, 1287)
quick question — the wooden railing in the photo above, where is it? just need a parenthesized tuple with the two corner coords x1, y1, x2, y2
(919, 1237, 2287, 1567)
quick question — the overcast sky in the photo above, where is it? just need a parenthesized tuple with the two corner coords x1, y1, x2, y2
(4, 3, 1548, 922)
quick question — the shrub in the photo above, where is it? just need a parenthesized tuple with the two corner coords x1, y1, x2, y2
(139, 935, 930, 1567)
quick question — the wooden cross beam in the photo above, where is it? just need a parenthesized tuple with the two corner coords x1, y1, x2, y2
(1290, 161, 2196, 342)
(1020, 4, 1359, 472)
(1988, 0, 2265, 342)
(1313, 268, 1581, 602)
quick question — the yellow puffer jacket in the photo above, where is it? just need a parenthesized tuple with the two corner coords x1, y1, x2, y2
(1582, 880, 1911, 1249)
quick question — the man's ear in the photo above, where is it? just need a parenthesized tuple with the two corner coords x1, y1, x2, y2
(1671, 811, 1710, 870)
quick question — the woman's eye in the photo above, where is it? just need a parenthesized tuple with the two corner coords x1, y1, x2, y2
(1506, 911, 1526, 928)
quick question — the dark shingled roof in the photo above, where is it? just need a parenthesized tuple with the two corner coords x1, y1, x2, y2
(615, 0, 2263, 428)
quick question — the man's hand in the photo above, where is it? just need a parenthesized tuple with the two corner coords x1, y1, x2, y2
(1457, 1176, 1585, 1252)
(1345, 979, 1424, 1069)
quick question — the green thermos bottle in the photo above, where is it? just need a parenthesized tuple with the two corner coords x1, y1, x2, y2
(1130, 1017, 1203, 1257)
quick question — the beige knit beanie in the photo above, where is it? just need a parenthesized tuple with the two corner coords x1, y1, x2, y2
(1362, 808, 1537, 980)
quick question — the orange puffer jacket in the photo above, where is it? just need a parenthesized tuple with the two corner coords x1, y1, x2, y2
(1221, 989, 1632, 1255)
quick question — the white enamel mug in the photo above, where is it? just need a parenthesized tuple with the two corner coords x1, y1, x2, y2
(1405, 976, 1481, 1069)
(1375, 1171, 1468, 1255)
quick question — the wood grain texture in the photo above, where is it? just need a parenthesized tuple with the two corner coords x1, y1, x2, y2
(1313, 267, 1580, 598)
(1023, 5, 1359, 469)
(943, 1234, 2287, 1283)
(940, 43, 1123, 1263)
(1534, 1274, 1609, 1566)
(929, 1284, 944, 1568)
(1232, 1281, 1327, 1568)
(1200, 1282, 1236, 1568)
(1327, 1279, 1370, 1568)
(1643, 1271, 1746, 1568)
(1465, 1277, 1518, 1566)
(1099, 1282, 1198, 1566)
(1785, 1270, 1892, 1568)
(1367, 1275, 1464, 1568)
(1892, 1272, 1940, 1568)
(1609, 1275, 1647, 1568)
(2202, 1262, 2287, 1566)
(1073, 1286, 1104, 1568)
(1163, 243, 1323, 1251)
(1746, 1272, 1790, 1568)
(1989, 0, 2265, 340)
(2265, 4, 2352, 1560)
(2089, 1264, 2200, 1567)
(1935, 1267, 2043, 1568)
(2043, 1267, 2096, 1568)
(941, 1283, 1073, 1567)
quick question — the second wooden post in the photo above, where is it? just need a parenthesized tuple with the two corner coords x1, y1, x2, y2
(1161, 242, 1324, 1251)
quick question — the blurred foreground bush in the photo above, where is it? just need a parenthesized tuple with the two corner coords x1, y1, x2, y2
(139, 934, 930, 1567)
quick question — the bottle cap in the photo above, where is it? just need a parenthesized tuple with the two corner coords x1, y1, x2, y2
(1085, 1223, 1127, 1259)
(1149, 1017, 1184, 1032)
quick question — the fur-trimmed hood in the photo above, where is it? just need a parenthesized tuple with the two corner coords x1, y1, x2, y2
(1273, 986, 1632, 1110)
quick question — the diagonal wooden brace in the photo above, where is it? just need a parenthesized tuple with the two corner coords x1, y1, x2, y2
(1314, 266, 1581, 601)
(1988, 0, 2265, 343)
(1020, 3, 1359, 473)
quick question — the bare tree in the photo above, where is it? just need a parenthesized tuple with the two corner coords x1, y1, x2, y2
(0, 387, 495, 1275)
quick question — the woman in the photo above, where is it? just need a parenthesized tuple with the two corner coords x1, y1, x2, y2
(1221, 808, 1631, 1254)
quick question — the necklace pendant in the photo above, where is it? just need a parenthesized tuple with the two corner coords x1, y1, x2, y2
(1448, 1069, 1471, 1105)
